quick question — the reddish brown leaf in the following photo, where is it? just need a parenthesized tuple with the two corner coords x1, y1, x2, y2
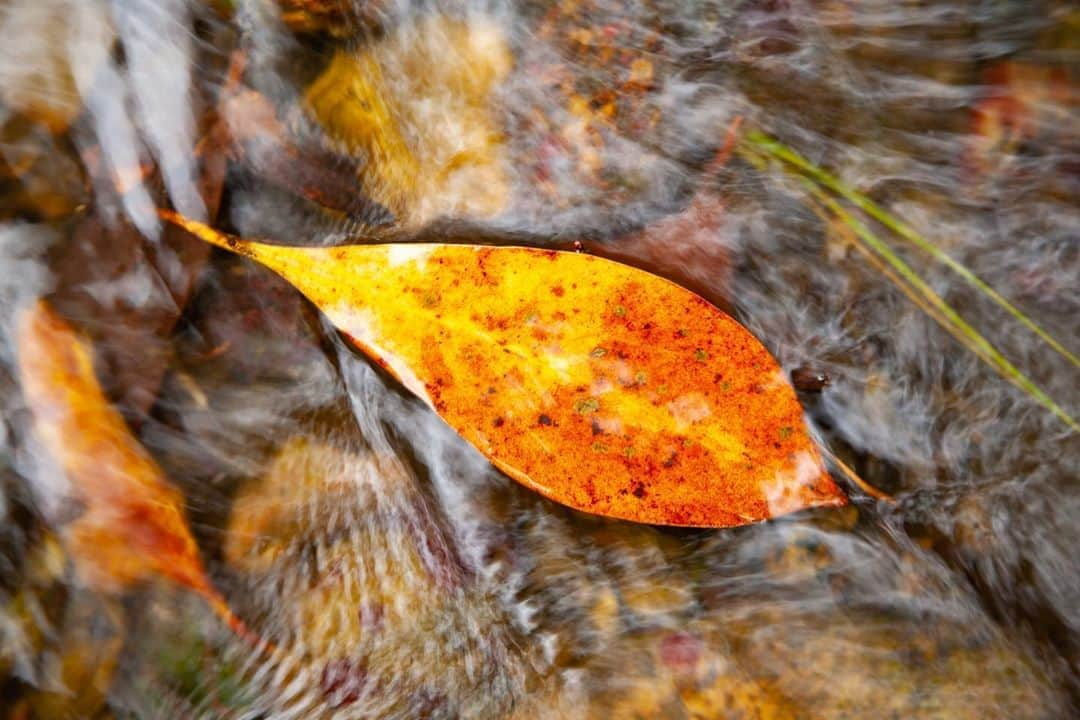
(216, 88, 392, 223)
(966, 62, 1071, 181)
(47, 212, 210, 419)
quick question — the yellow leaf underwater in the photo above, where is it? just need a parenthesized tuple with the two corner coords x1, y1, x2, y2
(164, 212, 847, 528)
(16, 300, 255, 640)
(305, 14, 512, 227)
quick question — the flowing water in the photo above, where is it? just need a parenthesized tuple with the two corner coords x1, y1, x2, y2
(1, 0, 1078, 717)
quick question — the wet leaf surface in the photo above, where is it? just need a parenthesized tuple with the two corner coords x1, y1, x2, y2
(165, 212, 846, 527)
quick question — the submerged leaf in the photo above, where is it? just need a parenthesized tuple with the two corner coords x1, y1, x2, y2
(304, 14, 511, 226)
(16, 300, 253, 638)
(165, 212, 847, 528)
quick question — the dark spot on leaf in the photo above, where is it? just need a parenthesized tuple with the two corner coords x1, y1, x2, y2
(538, 414, 553, 426)
(551, 285, 565, 297)
(575, 397, 600, 414)
(54, 495, 88, 525)
(421, 289, 440, 308)
(492, 417, 505, 427)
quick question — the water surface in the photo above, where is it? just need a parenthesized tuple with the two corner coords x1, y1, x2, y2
(1, 1, 1077, 717)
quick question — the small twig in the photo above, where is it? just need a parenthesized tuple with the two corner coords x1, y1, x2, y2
(819, 446, 895, 504)
(703, 115, 745, 178)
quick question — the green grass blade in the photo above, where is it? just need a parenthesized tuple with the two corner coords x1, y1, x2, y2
(784, 172, 1079, 433)
(744, 130, 1080, 371)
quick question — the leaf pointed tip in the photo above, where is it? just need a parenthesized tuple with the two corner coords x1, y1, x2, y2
(158, 208, 252, 257)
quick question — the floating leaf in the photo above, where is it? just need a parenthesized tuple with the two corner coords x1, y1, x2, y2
(16, 300, 255, 640)
(164, 212, 847, 528)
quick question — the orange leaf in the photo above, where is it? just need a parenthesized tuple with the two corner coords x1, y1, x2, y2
(16, 300, 253, 639)
(966, 62, 1071, 181)
(164, 212, 847, 528)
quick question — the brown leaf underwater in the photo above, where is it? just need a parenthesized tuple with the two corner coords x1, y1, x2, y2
(16, 300, 254, 640)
